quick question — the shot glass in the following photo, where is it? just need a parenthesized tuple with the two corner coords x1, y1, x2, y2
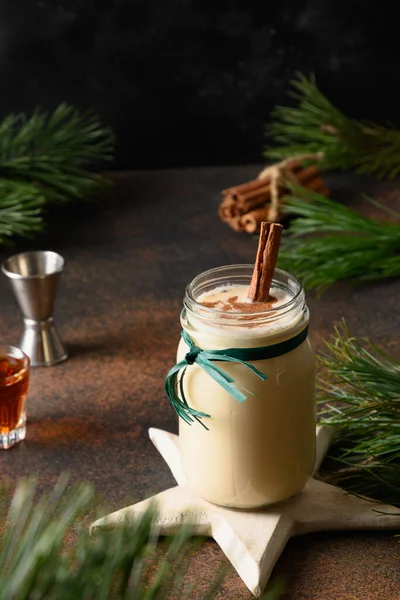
(0, 346, 30, 449)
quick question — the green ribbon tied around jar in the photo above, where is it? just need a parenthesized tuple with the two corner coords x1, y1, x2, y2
(164, 326, 309, 429)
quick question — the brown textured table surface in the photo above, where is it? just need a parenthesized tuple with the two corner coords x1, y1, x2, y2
(0, 166, 399, 599)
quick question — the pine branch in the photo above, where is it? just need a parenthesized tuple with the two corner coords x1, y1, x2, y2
(0, 476, 285, 599)
(0, 105, 114, 244)
(277, 187, 400, 291)
(0, 104, 115, 204)
(0, 476, 205, 599)
(265, 73, 400, 179)
(317, 321, 400, 507)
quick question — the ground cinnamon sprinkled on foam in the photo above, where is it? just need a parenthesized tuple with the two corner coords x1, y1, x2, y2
(200, 295, 277, 313)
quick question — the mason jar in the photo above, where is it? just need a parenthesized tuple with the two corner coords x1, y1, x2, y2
(176, 264, 315, 509)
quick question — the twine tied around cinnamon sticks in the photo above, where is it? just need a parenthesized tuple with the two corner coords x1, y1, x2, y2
(219, 153, 328, 234)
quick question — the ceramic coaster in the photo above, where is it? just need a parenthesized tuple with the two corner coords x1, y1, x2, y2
(92, 426, 400, 597)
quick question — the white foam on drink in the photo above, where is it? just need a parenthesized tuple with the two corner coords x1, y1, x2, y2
(192, 283, 301, 339)
(197, 283, 291, 311)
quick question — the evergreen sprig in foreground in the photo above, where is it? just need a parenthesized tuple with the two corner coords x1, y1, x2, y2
(0, 104, 114, 244)
(0, 476, 210, 600)
(265, 73, 400, 179)
(277, 187, 400, 292)
(317, 321, 400, 507)
(0, 476, 284, 600)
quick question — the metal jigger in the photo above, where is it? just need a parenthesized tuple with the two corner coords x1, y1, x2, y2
(2, 250, 68, 367)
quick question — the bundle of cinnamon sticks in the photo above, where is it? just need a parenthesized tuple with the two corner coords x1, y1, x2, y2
(219, 158, 329, 234)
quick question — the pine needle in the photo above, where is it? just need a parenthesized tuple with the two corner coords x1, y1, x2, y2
(265, 73, 400, 179)
(277, 186, 400, 291)
(0, 104, 114, 244)
(317, 320, 400, 507)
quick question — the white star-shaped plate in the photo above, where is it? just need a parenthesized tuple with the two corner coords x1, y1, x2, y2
(92, 426, 400, 597)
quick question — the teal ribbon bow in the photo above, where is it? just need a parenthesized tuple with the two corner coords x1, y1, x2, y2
(164, 325, 309, 429)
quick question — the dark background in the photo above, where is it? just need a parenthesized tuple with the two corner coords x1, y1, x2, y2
(1, 0, 398, 169)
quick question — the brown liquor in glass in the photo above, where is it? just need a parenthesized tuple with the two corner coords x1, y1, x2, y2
(0, 346, 30, 449)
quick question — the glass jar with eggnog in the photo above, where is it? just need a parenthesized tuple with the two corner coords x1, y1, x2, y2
(166, 224, 315, 509)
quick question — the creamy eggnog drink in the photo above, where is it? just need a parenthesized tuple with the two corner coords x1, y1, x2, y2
(165, 223, 315, 509)
(174, 263, 315, 509)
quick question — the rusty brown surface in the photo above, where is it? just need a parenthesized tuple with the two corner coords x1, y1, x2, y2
(0, 166, 399, 599)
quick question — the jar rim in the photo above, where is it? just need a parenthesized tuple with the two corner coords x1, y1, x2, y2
(184, 264, 304, 325)
(185, 263, 304, 317)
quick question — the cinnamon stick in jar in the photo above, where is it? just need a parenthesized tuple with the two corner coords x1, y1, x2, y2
(248, 222, 283, 302)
